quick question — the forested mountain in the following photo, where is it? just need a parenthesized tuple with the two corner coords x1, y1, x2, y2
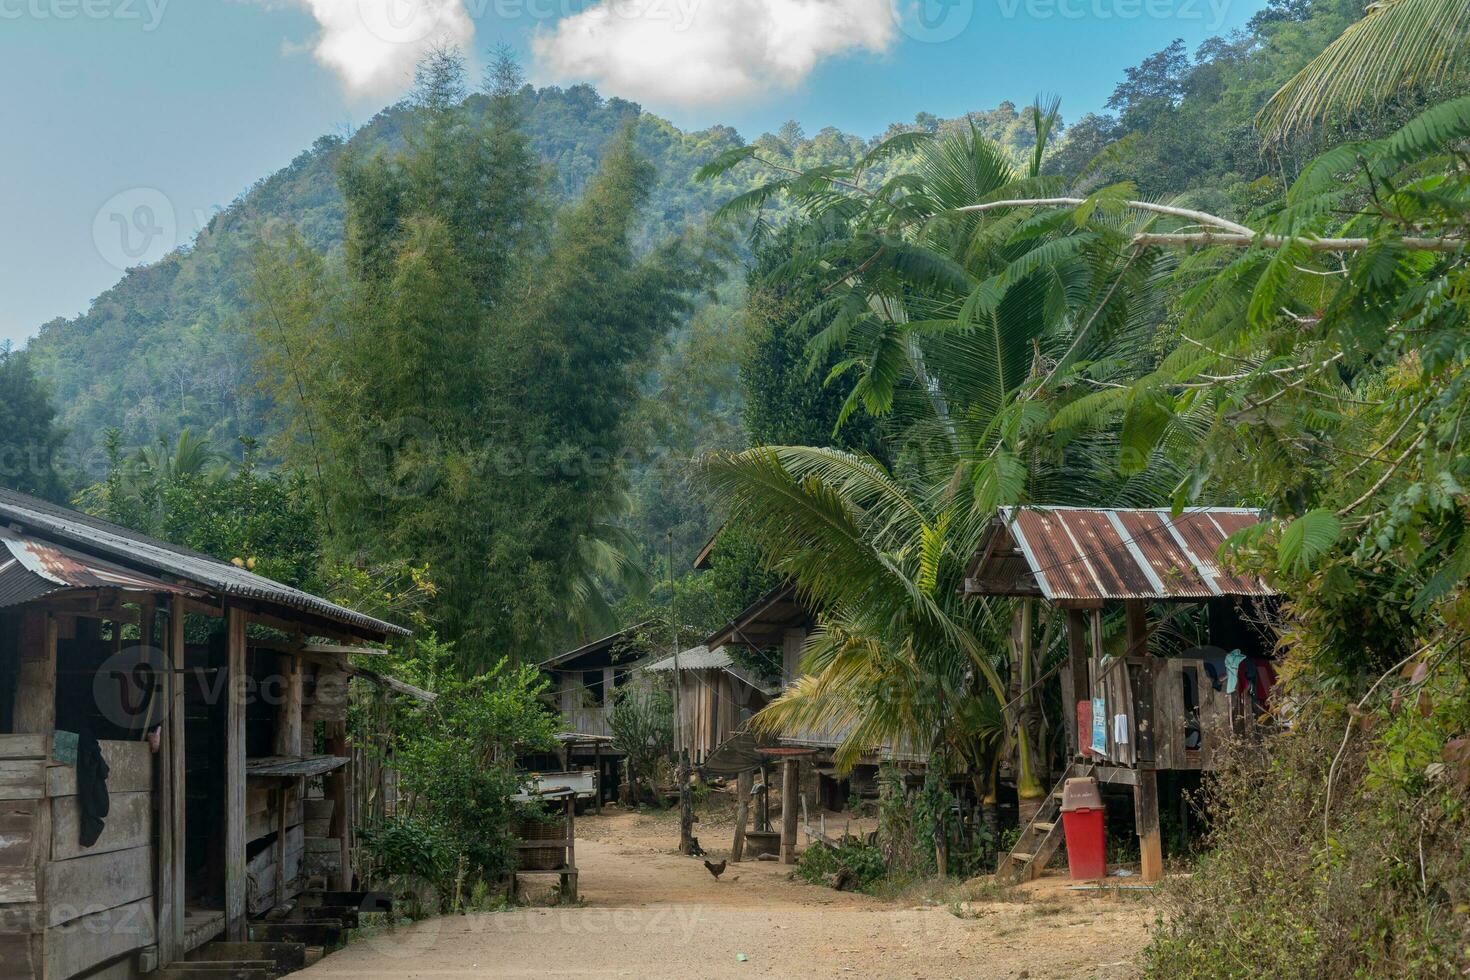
(24, 86, 1040, 477)
(17, 0, 1418, 572)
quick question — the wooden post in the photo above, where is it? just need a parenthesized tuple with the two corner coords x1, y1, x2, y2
(324, 721, 352, 891)
(224, 607, 247, 941)
(731, 769, 752, 862)
(780, 758, 799, 865)
(156, 603, 187, 966)
(273, 652, 303, 908)
(1134, 768, 1163, 884)
(592, 740, 603, 815)
(1124, 600, 1148, 657)
(678, 759, 694, 855)
(273, 653, 303, 757)
(1063, 610, 1091, 756)
(1124, 600, 1156, 765)
(758, 764, 770, 832)
(565, 796, 576, 872)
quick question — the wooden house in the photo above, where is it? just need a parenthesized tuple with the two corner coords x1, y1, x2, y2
(963, 506, 1277, 883)
(705, 584, 925, 767)
(641, 646, 771, 765)
(537, 624, 656, 803)
(0, 488, 408, 980)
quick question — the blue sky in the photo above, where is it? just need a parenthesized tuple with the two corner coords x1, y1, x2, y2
(0, 0, 1265, 348)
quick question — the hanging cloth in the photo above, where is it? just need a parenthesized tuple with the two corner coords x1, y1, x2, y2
(1224, 649, 1247, 695)
(76, 729, 111, 848)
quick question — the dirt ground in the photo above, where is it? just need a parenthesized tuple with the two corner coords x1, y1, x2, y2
(295, 805, 1154, 979)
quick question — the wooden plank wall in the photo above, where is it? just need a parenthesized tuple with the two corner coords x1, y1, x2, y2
(1154, 658, 1231, 771)
(1, 736, 156, 980)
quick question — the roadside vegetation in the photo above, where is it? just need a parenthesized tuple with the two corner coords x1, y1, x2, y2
(2, 0, 1468, 972)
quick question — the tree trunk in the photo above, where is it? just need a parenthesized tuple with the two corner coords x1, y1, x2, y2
(1012, 601, 1046, 826)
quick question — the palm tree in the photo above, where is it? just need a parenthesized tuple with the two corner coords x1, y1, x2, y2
(1258, 0, 1470, 144)
(702, 104, 1195, 820)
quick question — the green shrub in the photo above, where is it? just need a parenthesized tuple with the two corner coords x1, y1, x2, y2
(1143, 663, 1470, 978)
(797, 838, 888, 892)
(386, 658, 557, 903)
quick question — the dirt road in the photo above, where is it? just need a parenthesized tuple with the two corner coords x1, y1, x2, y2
(295, 808, 1152, 979)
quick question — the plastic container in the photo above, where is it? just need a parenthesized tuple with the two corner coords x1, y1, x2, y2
(1059, 776, 1107, 879)
(1077, 700, 1097, 757)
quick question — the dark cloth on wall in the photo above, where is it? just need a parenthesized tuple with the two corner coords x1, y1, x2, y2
(76, 730, 111, 847)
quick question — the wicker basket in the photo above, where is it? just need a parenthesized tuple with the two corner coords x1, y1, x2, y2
(517, 817, 567, 871)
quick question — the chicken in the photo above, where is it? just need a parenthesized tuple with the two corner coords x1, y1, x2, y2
(704, 859, 727, 880)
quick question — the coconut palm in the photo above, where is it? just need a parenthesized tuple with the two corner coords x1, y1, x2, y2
(702, 104, 1197, 818)
(1258, 0, 1470, 144)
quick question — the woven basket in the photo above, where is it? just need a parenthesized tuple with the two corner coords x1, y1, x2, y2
(517, 818, 567, 871)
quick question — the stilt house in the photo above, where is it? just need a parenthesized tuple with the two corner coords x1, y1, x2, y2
(963, 506, 1277, 883)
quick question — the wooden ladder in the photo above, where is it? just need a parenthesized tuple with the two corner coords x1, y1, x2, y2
(996, 761, 1095, 883)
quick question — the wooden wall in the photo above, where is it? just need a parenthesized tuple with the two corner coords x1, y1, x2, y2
(0, 737, 156, 980)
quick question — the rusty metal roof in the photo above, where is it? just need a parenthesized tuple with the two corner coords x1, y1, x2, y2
(0, 528, 203, 609)
(0, 487, 407, 637)
(965, 506, 1275, 602)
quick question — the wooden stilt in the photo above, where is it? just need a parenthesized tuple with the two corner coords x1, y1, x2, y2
(781, 759, 799, 865)
(1134, 768, 1163, 884)
(731, 769, 752, 862)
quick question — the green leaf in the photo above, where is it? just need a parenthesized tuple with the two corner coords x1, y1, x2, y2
(1277, 509, 1342, 573)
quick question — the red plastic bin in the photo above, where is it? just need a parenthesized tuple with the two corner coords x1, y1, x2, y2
(1059, 776, 1106, 879)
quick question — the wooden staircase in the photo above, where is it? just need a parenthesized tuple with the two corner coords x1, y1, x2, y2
(996, 761, 1095, 883)
(168, 891, 391, 980)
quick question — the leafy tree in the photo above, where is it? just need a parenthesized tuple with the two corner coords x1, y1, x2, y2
(250, 54, 709, 667)
(703, 109, 1186, 818)
(390, 658, 557, 892)
(0, 343, 68, 502)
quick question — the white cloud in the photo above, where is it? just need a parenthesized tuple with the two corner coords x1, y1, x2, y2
(270, 0, 476, 98)
(531, 0, 897, 108)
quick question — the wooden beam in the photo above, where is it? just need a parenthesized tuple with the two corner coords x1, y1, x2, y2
(224, 607, 247, 942)
(300, 643, 388, 657)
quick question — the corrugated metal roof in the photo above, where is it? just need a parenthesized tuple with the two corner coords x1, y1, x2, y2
(0, 528, 203, 609)
(0, 487, 406, 637)
(643, 645, 730, 672)
(967, 506, 1275, 602)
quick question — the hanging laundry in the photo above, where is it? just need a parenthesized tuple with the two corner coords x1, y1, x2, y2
(1113, 713, 1130, 745)
(1249, 656, 1277, 704)
(1224, 649, 1247, 695)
